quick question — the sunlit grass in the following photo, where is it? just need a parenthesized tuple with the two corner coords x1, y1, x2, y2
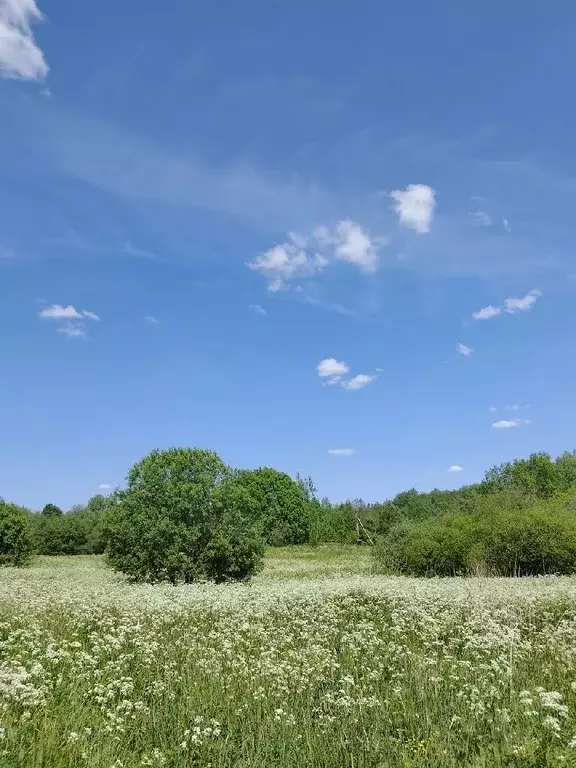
(1, 548, 576, 766)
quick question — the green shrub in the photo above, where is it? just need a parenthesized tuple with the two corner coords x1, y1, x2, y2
(481, 496, 576, 576)
(375, 514, 479, 576)
(0, 500, 35, 567)
(104, 448, 264, 583)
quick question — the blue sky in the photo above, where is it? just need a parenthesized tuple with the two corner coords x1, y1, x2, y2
(1, 0, 575, 509)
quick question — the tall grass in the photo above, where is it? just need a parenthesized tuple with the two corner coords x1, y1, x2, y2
(1, 551, 576, 766)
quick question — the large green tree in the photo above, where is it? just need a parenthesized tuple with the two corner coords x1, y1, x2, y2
(231, 467, 312, 545)
(104, 448, 264, 583)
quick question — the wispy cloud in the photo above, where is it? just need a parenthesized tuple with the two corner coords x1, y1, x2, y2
(492, 418, 530, 429)
(341, 373, 376, 390)
(447, 465, 464, 473)
(472, 290, 541, 321)
(98, 483, 112, 490)
(39, 304, 100, 339)
(472, 210, 493, 227)
(390, 184, 436, 234)
(144, 315, 159, 324)
(328, 448, 356, 456)
(473, 304, 502, 321)
(57, 325, 87, 339)
(0, 0, 48, 80)
(248, 304, 267, 316)
(457, 343, 473, 357)
(248, 237, 328, 292)
(504, 289, 542, 314)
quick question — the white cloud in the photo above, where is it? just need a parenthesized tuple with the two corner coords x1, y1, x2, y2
(249, 220, 384, 291)
(81, 310, 100, 321)
(0, 0, 48, 80)
(39, 305, 99, 321)
(504, 289, 542, 314)
(342, 373, 375, 390)
(472, 304, 502, 321)
(317, 358, 349, 385)
(448, 465, 464, 473)
(503, 218, 511, 233)
(57, 325, 87, 339)
(488, 405, 498, 413)
(40, 304, 83, 320)
(333, 220, 379, 273)
(328, 448, 356, 456)
(248, 304, 267, 316)
(145, 315, 159, 323)
(472, 210, 492, 227)
(390, 184, 436, 234)
(492, 418, 530, 429)
(39, 304, 99, 339)
(473, 290, 541, 322)
(457, 343, 473, 357)
(98, 483, 112, 490)
(248, 236, 328, 292)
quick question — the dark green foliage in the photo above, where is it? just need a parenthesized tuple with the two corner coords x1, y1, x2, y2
(231, 467, 312, 545)
(375, 491, 576, 577)
(104, 448, 264, 583)
(0, 500, 35, 567)
(32, 496, 109, 555)
(41, 503, 63, 517)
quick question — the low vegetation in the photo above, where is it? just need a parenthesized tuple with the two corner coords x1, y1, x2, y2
(1, 553, 576, 766)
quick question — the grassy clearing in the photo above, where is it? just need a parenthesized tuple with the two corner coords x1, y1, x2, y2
(2, 549, 576, 766)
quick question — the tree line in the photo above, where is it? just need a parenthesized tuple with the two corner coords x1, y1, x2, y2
(1, 448, 576, 580)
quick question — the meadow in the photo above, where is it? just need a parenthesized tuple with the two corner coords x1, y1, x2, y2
(2, 547, 576, 767)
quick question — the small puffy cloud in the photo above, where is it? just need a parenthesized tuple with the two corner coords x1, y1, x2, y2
(333, 220, 379, 273)
(0, 0, 48, 80)
(473, 304, 502, 321)
(390, 184, 436, 234)
(249, 221, 384, 291)
(504, 289, 542, 314)
(328, 448, 356, 456)
(472, 210, 492, 227)
(40, 304, 82, 320)
(98, 483, 112, 490)
(342, 373, 375, 390)
(248, 236, 328, 292)
(503, 218, 511, 232)
(248, 304, 267, 316)
(317, 358, 349, 385)
(448, 465, 464, 473)
(492, 418, 530, 429)
(457, 343, 473, 357)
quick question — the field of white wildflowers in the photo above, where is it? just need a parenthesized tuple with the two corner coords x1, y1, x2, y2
(1, 547, 576, 767)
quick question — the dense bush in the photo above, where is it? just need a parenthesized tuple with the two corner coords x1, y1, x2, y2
(231, 467, 311, 545)
(375, 492, 576, 577)
(0, 500, 35, 567)
(104, 448, 264, 583)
